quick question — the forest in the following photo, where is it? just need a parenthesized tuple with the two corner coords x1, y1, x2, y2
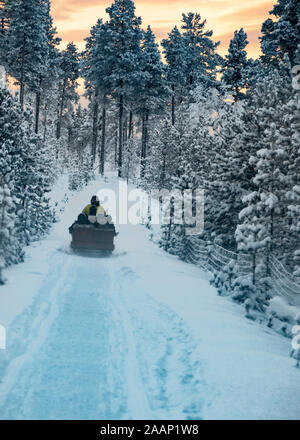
(0, 0, 299, 324)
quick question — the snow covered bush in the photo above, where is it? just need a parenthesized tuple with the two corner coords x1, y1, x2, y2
(231, 277, 268, 319)
(266, 296, 300, 337)
(0, 186, 24, 284)
(0, 86, 57, 282)
(210, 260, 238, 297)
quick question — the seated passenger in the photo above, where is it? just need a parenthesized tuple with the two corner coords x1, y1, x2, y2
(69, 196, 109, 234)
(82, 196, 106, 220)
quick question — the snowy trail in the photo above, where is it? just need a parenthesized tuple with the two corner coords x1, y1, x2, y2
(0, 176, 299, 420)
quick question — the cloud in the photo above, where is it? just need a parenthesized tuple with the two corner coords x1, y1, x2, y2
(59, 28, 91, 44)
(51, 0, 273, 58)
(51, 0, 104, 20)
(218, 1, 273, 24)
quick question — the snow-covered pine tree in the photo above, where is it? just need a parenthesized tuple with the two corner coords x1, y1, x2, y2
(221, 28, 249, 101)
(145, 119, 180, 193)
(0, 86, 26, 192)
(161, 26, 186, 125)
(82, 19, 108, 167)
(137, 26, 168, 177)
(0, 86, 53, 253)
(67, 106, 93, 190)
(0, 186, 21, 284)
(105, 0, 143, 177)
(0, 0, 17, 65)
(122, 137, 140, 183)
(56, 42, 80, 140)
(4, 0, 49, 107)
(286, 90, 300, 278)
(248, 66, 295, 271)
(196, 91, 250, 249)
(180, 12, 221, 90)
(260, 0, 300, 66)
(234, 190, 270, 312)
(0, 0, 15, 37)
(34, 0, 60, 134)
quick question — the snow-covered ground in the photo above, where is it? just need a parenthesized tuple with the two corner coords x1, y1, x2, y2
(0, 176, 299, 420)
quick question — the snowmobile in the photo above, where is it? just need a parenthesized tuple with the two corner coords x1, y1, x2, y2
(70, 214, 118, 254)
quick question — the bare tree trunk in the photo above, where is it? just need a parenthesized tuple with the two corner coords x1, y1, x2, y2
(171, 84, 175, 125)
(118, 92, 124, 178)
(56, 78, 67, 140)
(128, 111, 133, 138)
(99, 106, 106, 175)
(140, 110, 149, 178)
(35, 77, 42, 134)
(252, 251, 256, 285)
(43, 103, 47, 141)
(145, 110, 149, 154)
(19, 34, 26, 108)
(140, 113, 146, 178)
(123, 116, 128, 145)
(67, 125, 72, 150)
(91, 92, 99, 164)
(114, 130, 118, 168)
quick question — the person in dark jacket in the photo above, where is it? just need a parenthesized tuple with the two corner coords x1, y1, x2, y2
(69, 196, 107, 233)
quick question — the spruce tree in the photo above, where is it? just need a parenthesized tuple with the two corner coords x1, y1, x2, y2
(181, 12, 221, 89)
(260, 0, 300, 66)
(137, 26, 168, 177)
(105, 0, 143, 177)
(161, 26, 186, 125)
(286, 91, 300, 277)
(34, 0, 60, 134)
(0, 186, 20, 284)
(222, 28, 249, 101)
(56, 42, 80, 140)
(4, 0, 49, 107)
(82, 19, 112, 169)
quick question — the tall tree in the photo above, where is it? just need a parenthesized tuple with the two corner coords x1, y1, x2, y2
(181, 12, 221, 89)
(0, 0, 15, 36)
(105, 0, 143, 177)
(56, 42, 80, 140)
(82, 19, 111, 170)
(161, 26, 186, 125)
(0, 186, 19, 284)
(222, 28, 249, 101)
(34, 0, 60, 134)
(4, 0, 49, 107)
(137, 26, 168, 177)
(260, 0, 300, 66)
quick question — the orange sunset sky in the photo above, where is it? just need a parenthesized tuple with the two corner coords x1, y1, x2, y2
(51, 0, 275, 59)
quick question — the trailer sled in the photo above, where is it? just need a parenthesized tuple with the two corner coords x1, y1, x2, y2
(71, 224, 118, 252)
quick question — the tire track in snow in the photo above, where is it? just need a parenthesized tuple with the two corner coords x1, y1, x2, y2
(0, 251, 73, 418)
(109, 262, 207, 420)
(0, 244, 207, 420)
(106, 263, 153, 419)
(0, 253, 127, 419)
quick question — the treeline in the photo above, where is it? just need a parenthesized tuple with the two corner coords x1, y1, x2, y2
(79, 0, 300, 308)
(139, 0, 300, 311)
(0, 0, 93, 283)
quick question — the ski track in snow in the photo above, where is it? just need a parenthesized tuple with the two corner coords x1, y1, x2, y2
(0, 248, 205, 420)
(0, 176, 299, 420)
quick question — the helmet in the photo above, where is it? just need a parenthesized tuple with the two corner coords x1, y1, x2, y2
(91, 195, 100, 207)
